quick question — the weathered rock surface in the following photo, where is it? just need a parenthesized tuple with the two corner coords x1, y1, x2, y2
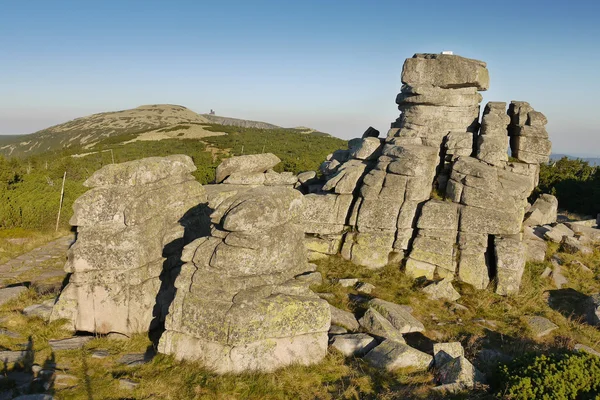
(585, 294, 600, 326)
(544, 223, 574, 243)
(524, 316, 558, 338)
(364, 340, 432, 371)
(524, 194, 558, 226)
(422, 279, 461, 301)
(0, 286, 27, 306)
(433, 342, 464, 367)
(561, 236, 593, 255)
(329, 305, 359, 331)
(50, 155, 206, 335)
(435, 356, 485, 389)
(330, 333, 377, 356)
(359, 308, 406, 343)
(368, 298, 424, 333)
(215, 153, 281, 183)
(158, 186, 330, 373)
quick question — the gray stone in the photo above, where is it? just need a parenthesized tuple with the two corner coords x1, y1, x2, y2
(524, 316, 558, 338)
(329, 305, 359, 331)
(348, 137, 383, 160)
(297, 171, 317, 185)
(565, 223, 600, 242)
(330, 333, 377, 356)
(433, 342, 464, 367)
(295, 272, 323, 286)
(48, 336, 93, 351)
(0, 328, 22, 339)
(401, 53, 489, 90)
(119, 378, 139, 390)
(337, 278, 358, 288)
(524, 194, 558, 226)
(358, 308, 406, 343)
(561, 236, 593, 255)
(551, 262, 568, 289)
(422, 279, 461, 302)
(362, 126, 380, 138)
(543, 224, 574, 243)
(23, 299, 55, 320)
(0, 350, 28, 363)
(91, 350, 110, 359)
(356, 282, 375, 294)
(328, 325, 347, 335)
(540, 267, 552, 279)
(0, 286, 27, 306)
(215, 153, 281, 183)
(435, 356, 485, 388)
(367, 298, 425, 333)
(585, 294, 600, 326)
(54, 373, 78, 389)
(117, 353, 153, 366)
(571, 260, 593, 274)
(574, 344, 600, 357)
(364, 340, 433, 371)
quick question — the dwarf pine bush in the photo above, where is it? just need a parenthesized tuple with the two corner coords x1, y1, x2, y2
(498, 352, 600, 399)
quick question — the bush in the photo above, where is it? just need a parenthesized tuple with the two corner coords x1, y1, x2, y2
(496, 352, 600, 399)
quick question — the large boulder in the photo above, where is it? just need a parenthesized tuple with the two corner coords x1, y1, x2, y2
(51, 155, 206, 335)
(215, 153, 281, 183)
(158, 186, 330, 373)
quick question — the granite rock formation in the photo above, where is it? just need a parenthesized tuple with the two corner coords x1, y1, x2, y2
(50, 155, 206, 335)
(158, 186, 330, 373)
(303, 53, 552, 295)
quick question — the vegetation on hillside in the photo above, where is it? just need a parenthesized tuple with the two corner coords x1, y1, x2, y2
(0, 124, 346, 232)
(535, 157, 600, 217)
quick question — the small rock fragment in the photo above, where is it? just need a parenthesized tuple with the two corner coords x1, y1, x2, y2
(364, 340, 432, 371)
(524, 315, 558, 338)
(422, 279, 460, 301)
(329, 305, 359, 331)
(119, 378, 139, 390)
(337, 278, 358, 287)
(48, 336, 92, 351)
(358, 308, 406, 343)
(356, 282, 375, 294)
(330, 333, 377, 356)
(574, 344, 600, 357)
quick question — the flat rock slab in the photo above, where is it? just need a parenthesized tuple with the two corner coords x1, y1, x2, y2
(48, 336, 93, 351)
(359, 308, 406, 343)
(91, 350, 110, 359)
(337, 278, 358, 288)
(119, 378, 139, 390)
(0, 350, 28, 363)
(328, 325, 348, 335)
(0, 328, 22, 339)
(329, 305, 359, 331)
(574, 344, 600, 357)
(525, 316, 558, 338)
(23, 299, 55, 320)
(118, 352, 154, 366)
(330, 333, 377, 356)
(54, 373, 78, 389)
(368, 298, 425, 333)
(0, 286, 27, 306)
(364, 340, 432, 371)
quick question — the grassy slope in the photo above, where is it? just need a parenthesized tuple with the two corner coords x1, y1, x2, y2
(0, 124, 347, 232)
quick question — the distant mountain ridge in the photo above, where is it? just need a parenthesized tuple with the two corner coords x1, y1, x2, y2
(0, 105, 327, 157)
(550, 153, 600, 166)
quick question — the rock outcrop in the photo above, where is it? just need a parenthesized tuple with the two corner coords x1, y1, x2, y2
(50, 155, 206, 335)
(302, 53, 552, 295)
(158, 186, 330, 373)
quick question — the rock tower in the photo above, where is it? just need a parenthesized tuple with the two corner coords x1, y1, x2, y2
(303, 53, 551, 295)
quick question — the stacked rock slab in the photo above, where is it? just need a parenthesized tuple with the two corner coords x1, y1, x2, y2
(50, 155, 206, 335)
(307, 53, 552, 295)
(158, 186, 331, 373)
(342, 54, 487, 269)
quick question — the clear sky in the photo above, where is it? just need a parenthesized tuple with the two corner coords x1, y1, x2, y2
(1, 0, 599, 156)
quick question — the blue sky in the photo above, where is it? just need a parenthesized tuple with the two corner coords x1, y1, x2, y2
(1, 0, 599, 156)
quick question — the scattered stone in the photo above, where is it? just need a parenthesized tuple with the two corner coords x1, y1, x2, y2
(91, 350, 110, 359)
(574, 344, 600, 357)
(317, 293, 335, 300)
(54, 373, 78, 389)
(435, 356, 485, 389)
(358, 308, 406, 343)
(543, 224, 574, 243)
(367, 298, 424, 333)
(565, 223, 600, 242)
(433, 342, 464, 367)
(571, 260, 593, 274)
(329, 305, 359, 331)
(364, 340, 432, 371)
(337, 278, 358, 288)
(215, 153, 281, 183)
(0, 350, 28, 363)
(13, 395, 53, 400)
(524, 316, 558, 338)
(23, 299, 55, 320)
(295, 271, 323, 285)
(328, 325, 347, 335)
(523, 226, 547, 263)
(524, 194, 558, 226)
(585, 294, 600, 326)
(551, 263, 568, 289)
(356, 282, 375, 294)
(540, 267, 552, 279)
(422, 279, 460, 302)
(48, 336, 92, 351)
(297, 171, 317, 185)
(117, 353, 153, 367)
(0, 328, 22, 339)
(450, 303, 469, 312)
(560, 236, 593, 255)
(330, 333, 377, 356)
(0, 286, 27, 306)
(119, 378, 139, 390)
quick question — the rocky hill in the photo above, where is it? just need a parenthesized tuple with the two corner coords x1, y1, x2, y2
(0, 105, 326, 158)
